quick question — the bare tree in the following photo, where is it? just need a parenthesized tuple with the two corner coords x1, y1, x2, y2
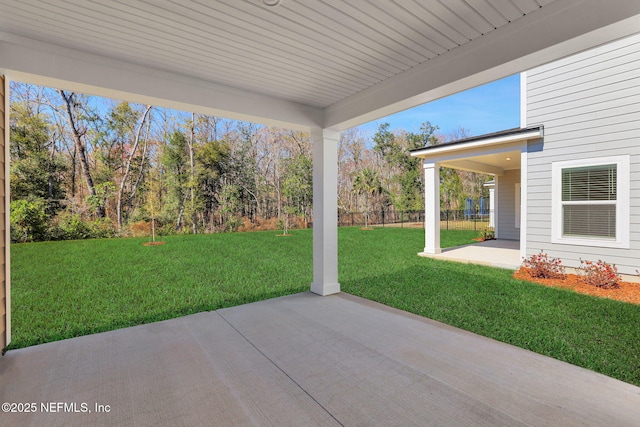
(58, 90, 105, 218)
(116, 104, 152, 230)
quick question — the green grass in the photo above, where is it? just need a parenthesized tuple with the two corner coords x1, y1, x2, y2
(10, 227, 640, 386)
(10, 231, 314, 348)
(339, 229, 640, 386)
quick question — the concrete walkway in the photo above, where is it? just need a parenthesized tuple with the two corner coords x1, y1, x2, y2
(1, 293, 639, 426)
(420, 239, 522, 269)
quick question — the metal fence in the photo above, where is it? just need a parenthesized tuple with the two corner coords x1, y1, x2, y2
(337, 210, 424, 227)
(337, 209, 494, 231)
(440, 209, 493, 231)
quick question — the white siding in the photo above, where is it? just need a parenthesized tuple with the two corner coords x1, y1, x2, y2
(526, 33, 640, 274)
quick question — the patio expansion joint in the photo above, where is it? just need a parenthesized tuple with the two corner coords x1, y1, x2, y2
(215, 310, 346, 427)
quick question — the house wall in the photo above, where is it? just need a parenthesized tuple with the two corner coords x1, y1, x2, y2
(496, 169, 520, 240)
(525, 33, 640, 274)
(0, 75, 6, 350)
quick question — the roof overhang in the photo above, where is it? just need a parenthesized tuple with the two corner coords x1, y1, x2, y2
(0, 33, 324, 131)
(410, 126, 544, 176)
(0, 1, 639, 131)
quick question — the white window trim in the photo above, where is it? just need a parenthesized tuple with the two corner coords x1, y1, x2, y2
(551, 155, 630, 249)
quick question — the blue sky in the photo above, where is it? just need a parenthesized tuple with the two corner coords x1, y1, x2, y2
(358, 74, 521, 139)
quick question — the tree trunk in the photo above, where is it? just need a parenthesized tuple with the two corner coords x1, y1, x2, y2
(58, 90, 105, 218)
(126, 121, 151, 222)
(48, 137, 55, 201)
(189, 113, 197, 234)
(116, 105, 152, 230)
(364, 194, 369, 228)
(176, 193, 188, 231)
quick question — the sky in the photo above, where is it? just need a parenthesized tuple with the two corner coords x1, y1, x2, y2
(357, 73, 521, 139)
(14, 72, 521, 141)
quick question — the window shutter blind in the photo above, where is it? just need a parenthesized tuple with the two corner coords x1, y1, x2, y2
(561, 164, 616, 238)
(563, 205, 616, 237)
(562, 165, 616, 201)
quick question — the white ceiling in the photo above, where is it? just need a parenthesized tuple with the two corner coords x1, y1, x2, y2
(1, 0, 639, 130)
(0, 0, 551, 107)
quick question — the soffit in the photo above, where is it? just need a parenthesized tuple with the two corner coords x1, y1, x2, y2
(1, 1, 639, 130)
(0, 0, 550, 108)
(441, 150, 522, 175)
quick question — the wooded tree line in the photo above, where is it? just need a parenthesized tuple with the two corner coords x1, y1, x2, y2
(9, 82, 489, 242)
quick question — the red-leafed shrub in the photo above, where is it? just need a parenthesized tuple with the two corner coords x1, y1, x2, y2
(578, 259, 621, 289)
(521, 251, 565, 279)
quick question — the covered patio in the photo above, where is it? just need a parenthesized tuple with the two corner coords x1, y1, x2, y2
(2, 292, 639, 426)
(411, 126, 544, 262)
(2, 2, 640, 425)
(2, 0, 640, 338)
(420, 239, 522, 269)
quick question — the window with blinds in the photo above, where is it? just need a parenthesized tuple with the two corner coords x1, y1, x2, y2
(561, 164, 616, 238)
(552, 156, 628, 249)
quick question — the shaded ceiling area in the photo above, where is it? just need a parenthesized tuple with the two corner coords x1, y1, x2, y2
(1, 0, 639, 130)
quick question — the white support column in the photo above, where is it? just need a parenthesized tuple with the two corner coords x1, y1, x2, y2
(1, 75, 8, 349)
(488, 187, 495, 228)
(494, 176, 500, 239)
(310, 128, 340, 296)
(519, 150, 528, 262)
(423, 162, 441, 254)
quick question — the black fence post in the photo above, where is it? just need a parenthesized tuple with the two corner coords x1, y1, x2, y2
(474, 207, 478, 231)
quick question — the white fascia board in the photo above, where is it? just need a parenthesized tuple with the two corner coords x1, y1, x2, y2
(410, 131, 540, 159)
(0, 34, 323, 131)
(324, 0, 640, 130)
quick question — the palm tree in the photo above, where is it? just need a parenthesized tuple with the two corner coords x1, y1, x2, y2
(353, 167, 383, 228)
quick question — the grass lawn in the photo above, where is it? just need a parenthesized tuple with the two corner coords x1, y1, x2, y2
(9, 227, 640, 386)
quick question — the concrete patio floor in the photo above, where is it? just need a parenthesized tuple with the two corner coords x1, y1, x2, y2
(1, 292, 639, 426)
(420, 239, 522, 269)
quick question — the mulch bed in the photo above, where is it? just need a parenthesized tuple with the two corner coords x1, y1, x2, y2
(143, 241, 166, 246)
(514, 268, 640, 305)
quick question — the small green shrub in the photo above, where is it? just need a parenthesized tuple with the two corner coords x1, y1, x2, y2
(51, 213, 117, 241)
(156, 222, 178, 236)
(10, 197, 48, 242)
(521, 251, 565, 279)
(87, 217, 117, 239)
(479, 227, 494, 240)
(578, 259, 620, 289)
(53, 213, 92, 240)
